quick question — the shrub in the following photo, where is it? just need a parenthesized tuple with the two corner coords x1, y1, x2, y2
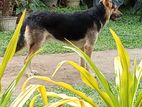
(10, 29, 142, 107)
(0, 10, 40, 107)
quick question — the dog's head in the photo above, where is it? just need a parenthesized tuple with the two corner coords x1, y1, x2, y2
(100, 0, 122, 21)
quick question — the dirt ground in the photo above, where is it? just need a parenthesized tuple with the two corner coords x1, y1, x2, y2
(1, 48, 142, 94)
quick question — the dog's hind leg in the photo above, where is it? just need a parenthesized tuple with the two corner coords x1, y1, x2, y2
(24, 26, 46, 77)
(24, 42, 41, 77)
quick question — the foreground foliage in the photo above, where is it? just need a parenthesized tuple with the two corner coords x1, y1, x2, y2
(10, 29, 142, 107)
(0, 10, 40, 107)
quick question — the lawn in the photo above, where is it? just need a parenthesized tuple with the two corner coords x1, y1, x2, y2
(0, 8, 142, 56)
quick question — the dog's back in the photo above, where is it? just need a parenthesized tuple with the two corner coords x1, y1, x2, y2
(26, 11, 95, 40)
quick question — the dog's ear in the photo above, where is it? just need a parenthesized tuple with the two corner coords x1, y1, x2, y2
(102, 0, 110, 7)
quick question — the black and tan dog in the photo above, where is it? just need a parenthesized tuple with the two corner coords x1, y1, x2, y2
(16, 0, 122, 76)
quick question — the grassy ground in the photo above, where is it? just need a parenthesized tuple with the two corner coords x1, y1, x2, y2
(0, 8, 142, 56)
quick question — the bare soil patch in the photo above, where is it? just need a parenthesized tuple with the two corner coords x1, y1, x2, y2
(1, 49, 142, 94)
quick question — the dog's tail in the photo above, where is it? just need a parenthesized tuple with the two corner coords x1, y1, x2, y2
(16, 22, 26, 52)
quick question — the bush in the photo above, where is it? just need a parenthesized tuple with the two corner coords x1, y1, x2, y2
(0, 10, 40, 107)
(10, 29, 142, 107)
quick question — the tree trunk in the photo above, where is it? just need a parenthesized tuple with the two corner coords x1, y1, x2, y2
(2, 0, 15, 16)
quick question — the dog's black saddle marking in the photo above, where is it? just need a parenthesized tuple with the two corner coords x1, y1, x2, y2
(25, 2, 106, 41)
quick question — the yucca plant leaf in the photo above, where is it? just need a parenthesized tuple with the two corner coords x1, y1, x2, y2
(29, 95, 38, 107)
(135, 91, 142, 107)
(22, 76, 98, 107)
(64, 40, 119, 107)
(11, 85, 39, 107)
(0, 9, 26, 92)
(114, 56, 134, 106)
(66, 60, 116, 107)
(133, 59, 137, 95)
(0, 49, 40, 107)
(0, 10, 41, 106)
(48, 99, 86, 107)
(47, 59, 115, 107)
(47, 92, 88, 106)
(29, 92, 92, 107)
(135, 60, 142, 85)
(131, 58, 142, 106)
(110, 28, 132, 107)
(38, 85, 48, 106)
(53, 60, 99, 90)
(0, 80, 16, 106)
(46, 92, 92, 107)
(133, 60, 142, 106)
(114, 57, 122, 88)
(0, 10, 27, 107)
(64, 42, 109, 90)
(27, 88, 48, 107)
(15, 49, 41, 83)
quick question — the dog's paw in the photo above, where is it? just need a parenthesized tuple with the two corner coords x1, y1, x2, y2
(25, 70, 39, 77)
(31, 70, 39, 75)
(26, 72, 34, 77)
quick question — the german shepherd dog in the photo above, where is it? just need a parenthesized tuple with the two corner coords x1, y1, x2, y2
(16, 0, 122, 76)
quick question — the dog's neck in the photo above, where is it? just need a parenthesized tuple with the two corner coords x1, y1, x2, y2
(87, 2, 108, 26)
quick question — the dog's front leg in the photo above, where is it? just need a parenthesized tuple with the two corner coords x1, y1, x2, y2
(80, 47, 86, 68)
(84, 44, 93, 70)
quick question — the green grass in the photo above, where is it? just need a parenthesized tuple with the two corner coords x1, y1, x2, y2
(0, 8, 142, 56)
(0, 31, 13, 56)
(96, 9, 142, 50)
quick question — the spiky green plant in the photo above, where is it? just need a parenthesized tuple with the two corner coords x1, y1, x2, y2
(11, 29, 142, 107)
(0, 9, 41, 107)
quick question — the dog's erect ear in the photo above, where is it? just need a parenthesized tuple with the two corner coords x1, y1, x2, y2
(102, 0, 110, 7)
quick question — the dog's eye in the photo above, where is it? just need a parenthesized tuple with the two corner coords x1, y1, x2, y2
(111, 0, 117, 9)
(112, 4, 117, 9)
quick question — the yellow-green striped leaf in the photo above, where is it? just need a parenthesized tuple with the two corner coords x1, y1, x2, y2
(0, 10, 26, 92)
(23, 76, 98, 107)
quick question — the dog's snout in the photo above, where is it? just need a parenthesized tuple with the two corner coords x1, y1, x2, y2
(110, 9, 122, 21)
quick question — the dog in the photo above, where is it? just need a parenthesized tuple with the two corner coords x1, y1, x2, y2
(16, 0, 122, 77)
